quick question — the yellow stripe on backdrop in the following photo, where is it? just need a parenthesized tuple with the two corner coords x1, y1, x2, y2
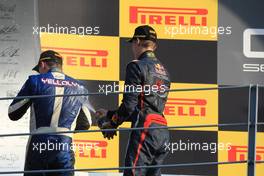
(218, 131, 264, 176)
(120, 0, 218, 41)
(119, 81, 218, 131)
(73, 127, 119, 172)
(40, 33, 120, 81)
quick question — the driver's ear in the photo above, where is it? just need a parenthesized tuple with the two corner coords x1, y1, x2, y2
(38, 61, 47, 72)
(136, 38, 140, 45)
(153, 43, 157, 50)
(39, 61, 45, 69)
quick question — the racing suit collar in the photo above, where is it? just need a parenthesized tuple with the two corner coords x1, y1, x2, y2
(138, 50, 156, 60)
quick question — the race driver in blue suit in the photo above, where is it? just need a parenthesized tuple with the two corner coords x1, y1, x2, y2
(8, 50, 92, 176)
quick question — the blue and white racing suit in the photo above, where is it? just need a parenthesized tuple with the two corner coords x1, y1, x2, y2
(8, 69, 92, 176)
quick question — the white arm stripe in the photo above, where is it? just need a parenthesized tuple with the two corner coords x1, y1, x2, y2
(71, 108, 81, 131)
(8, 99, 30, 114)
(82, 105, 92, 126)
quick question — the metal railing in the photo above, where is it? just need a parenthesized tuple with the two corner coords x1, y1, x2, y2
(0, 85, 262, 175)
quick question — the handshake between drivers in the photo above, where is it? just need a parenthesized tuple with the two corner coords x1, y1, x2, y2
(95, 109, 118, 140)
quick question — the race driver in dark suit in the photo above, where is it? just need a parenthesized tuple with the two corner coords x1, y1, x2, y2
(96, 25, 171, 176)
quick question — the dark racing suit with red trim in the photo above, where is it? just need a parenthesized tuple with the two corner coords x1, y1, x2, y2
(109, 51, 171, 176)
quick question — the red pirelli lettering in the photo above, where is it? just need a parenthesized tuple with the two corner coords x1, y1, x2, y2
(73, 140, 108, 158)
(228, 145, 264, 162)
(129, 6, 208, 26)
(164, 98, 207, 117)
(41, 47, 109, 68)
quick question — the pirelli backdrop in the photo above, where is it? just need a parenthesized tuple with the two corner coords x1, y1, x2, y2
(38, 0, 264, 175)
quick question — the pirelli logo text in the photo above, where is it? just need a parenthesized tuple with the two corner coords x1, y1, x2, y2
(74, 140, 108, 159)
(228, 145, 264, 162)
(130, 6, 208, 26)
(42, 47, 108, 68)
(164, 98, 207, 117)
